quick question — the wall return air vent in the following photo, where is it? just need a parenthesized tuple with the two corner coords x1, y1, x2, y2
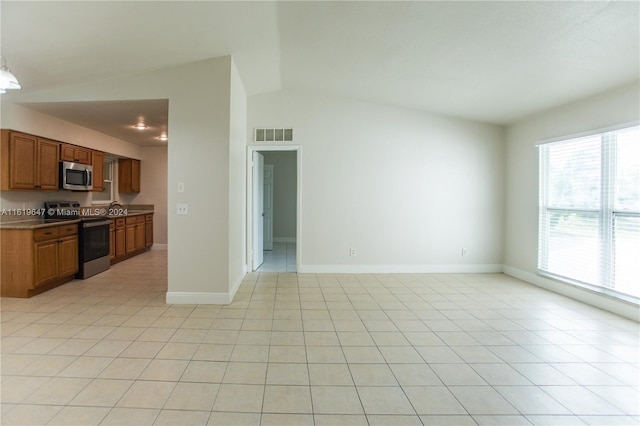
(255, 128, 293, 142)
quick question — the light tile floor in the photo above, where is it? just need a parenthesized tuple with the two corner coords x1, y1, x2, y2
(256, 242, 296, 272)
(1, 250, 639, 425)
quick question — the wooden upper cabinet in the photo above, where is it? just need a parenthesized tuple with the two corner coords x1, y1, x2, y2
(60, 143, 91, 164)
(131, 159, 140, 192)
(92, 150, 105, 192)
(7, 132, 37, 190)
(37, 138, 60, 190)
(60, 144, 74, 162)
(118, 158, 141, 193)
(0, 130, 60, 191)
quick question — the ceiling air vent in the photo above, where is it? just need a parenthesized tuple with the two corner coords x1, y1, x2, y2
(255, 128, 293, 142)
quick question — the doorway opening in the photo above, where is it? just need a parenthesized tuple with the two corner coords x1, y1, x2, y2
(247, 146, 300, 272)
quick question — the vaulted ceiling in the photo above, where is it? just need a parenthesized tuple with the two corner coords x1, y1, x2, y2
(1, 1, 638, 144)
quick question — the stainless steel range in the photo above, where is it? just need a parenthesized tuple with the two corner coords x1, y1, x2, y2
(44, 201, 111, 279)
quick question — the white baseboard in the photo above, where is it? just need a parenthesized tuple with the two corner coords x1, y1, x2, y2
(273, 237, 296, 243)
(166, 291, 230, 304)
(166, 266, 247, 305)
(503, 265, 640, 321)
(298, 264, 503, 274)
(228, 267, 247, 301)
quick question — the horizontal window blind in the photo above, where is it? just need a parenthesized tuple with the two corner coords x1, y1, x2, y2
(538, 125, 640, 299)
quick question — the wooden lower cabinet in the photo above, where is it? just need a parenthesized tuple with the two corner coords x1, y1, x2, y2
(125, 223, 136, 254)
(111, 213, 153, 264)
(1, 223, 78, 298)
(57, 235, 79, 278)
(125, 215, 145, 253)
(109, 220, 116, 261)
(34, 239, 58, 286)
(1, 213, 154, 297)
(115, 227, 126, 257)
(145, 214, 153, 247)
(134, 222, 145, 251)
(113, 218, 126, 259)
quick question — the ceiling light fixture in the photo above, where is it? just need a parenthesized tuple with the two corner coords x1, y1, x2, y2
(133, 123, 148, 130)
(0, 57, 22, 94)
(157, 133, 168, 142)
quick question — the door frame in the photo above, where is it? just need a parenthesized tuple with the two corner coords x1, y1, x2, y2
(246, 145, 301, 272)
(263, 163, 274, 251)
(251, 151, 265, 270)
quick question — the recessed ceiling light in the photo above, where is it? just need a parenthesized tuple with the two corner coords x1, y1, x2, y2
(134, 123, 148, 130)
(157, 133, 168, 141)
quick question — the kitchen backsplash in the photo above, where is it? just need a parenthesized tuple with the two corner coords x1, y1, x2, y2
(0, 191, 149, 212)
(0, 190, 91, 210)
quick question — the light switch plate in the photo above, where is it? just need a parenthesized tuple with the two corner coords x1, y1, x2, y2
(177, 203, 189, 215)
(177, 182, 185, 193)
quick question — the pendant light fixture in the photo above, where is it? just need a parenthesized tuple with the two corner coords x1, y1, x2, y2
(0, 57, 21, 94)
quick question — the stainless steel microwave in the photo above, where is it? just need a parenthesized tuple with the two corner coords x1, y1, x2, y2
(59, 161, 93, 191)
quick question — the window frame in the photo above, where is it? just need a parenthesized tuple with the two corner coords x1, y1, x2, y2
(537, 123, 640, 302)
(92, 158, 115, 205)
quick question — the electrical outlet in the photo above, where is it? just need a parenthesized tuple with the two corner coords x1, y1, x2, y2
(350, 248, 357, 256)
(177, 203, 189, 215)
(462, 248, 469, 256)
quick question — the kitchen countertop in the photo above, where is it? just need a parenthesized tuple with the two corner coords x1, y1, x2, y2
(0, 210, 153, 230)
(82, 210, 153, 219)
(0, 218, 82, 229)
(107, 210, 154, 218)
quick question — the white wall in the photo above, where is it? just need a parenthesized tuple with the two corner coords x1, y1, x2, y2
(504, 81, 640, 319)
(249, 90, 505, 272)
(136, 146, 168, 245)
(228, 59, 248, 298)
(262, 151, 297, 241)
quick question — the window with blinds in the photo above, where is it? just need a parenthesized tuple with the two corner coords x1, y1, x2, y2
(538, 125, 640, 300)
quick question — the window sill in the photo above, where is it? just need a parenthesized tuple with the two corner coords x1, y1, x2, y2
(538, 270, 640, 307)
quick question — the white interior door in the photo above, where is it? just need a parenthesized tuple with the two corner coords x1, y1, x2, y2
(252, 151, 264, 270)
(263, 164, 274, 251)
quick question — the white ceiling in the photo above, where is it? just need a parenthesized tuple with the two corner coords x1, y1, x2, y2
(1, 1, 638, 144)
(22, 99, 169, 147)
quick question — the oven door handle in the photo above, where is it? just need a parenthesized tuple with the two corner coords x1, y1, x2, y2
(82, 220, 111, 228)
